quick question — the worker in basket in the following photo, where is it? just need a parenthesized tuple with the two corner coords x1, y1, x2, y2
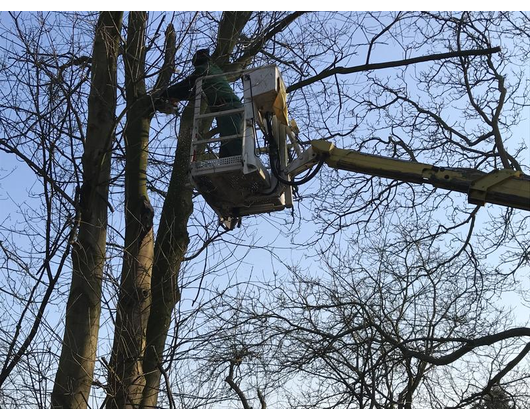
(161, 48, 243, 158)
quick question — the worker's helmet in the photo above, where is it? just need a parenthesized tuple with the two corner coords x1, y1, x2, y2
(192, 48, 210, 66)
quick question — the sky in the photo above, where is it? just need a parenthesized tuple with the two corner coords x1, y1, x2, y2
(0, 12, 530, 408)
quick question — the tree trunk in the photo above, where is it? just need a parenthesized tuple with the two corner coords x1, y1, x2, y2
(105, 11, 153, 409)
(140, 101, 195, 408)
(105, 12, 176, 408)
(139, 11, 253, 408)
(51, 11, 123, 409)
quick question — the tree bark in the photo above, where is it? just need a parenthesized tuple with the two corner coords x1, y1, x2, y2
(140, 101, 194, 408)
(105, 11, 153, 408)
(140, 12, 253, 408)
(51, 11, 123, 409)
(286, 46, 501, 93)
(213, 11, 252, 66)
(106, 12, 176, 408)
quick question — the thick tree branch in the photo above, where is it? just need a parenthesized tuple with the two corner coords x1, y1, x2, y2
(257, 388, 267, 409)
(287, 46, 501, 93)
(226, 361, 251, 409)
(153, 24, 176, 93)
(213, 11, 252, 66)
(233, 11, 306, 69)
(382, 327, 530, 366)
(454, 342, 530, 408)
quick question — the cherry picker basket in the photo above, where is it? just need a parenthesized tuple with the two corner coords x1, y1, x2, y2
(189, 65, 296, 229)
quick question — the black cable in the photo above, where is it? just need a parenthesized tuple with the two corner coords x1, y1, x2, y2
(265, 114, 324, 186)
(273, 156, 325, 186)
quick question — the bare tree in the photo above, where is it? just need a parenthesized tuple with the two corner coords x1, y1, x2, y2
(139, 11, 312, 407)
(177, 228, 530, 408)
(0, 11, 528, 409)
(105, 12, 175, 409)
(0, 11, 100, 407)
(148, 11, 530, 409)
(50, 11, 123, 408)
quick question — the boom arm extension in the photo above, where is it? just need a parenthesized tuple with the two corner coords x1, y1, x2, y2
(285, 140, 530, 211)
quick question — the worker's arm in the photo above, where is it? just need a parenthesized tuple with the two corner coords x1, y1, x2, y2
(154, 78, 194, 114)
(163, 75, 195, 101)
(162, 65, 209, 101)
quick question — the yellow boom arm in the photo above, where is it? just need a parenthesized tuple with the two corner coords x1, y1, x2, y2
(286, 140, 530, 211)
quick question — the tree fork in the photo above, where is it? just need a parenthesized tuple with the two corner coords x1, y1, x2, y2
(140, 12, 253, 408)
(106, 12, 175, 408)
